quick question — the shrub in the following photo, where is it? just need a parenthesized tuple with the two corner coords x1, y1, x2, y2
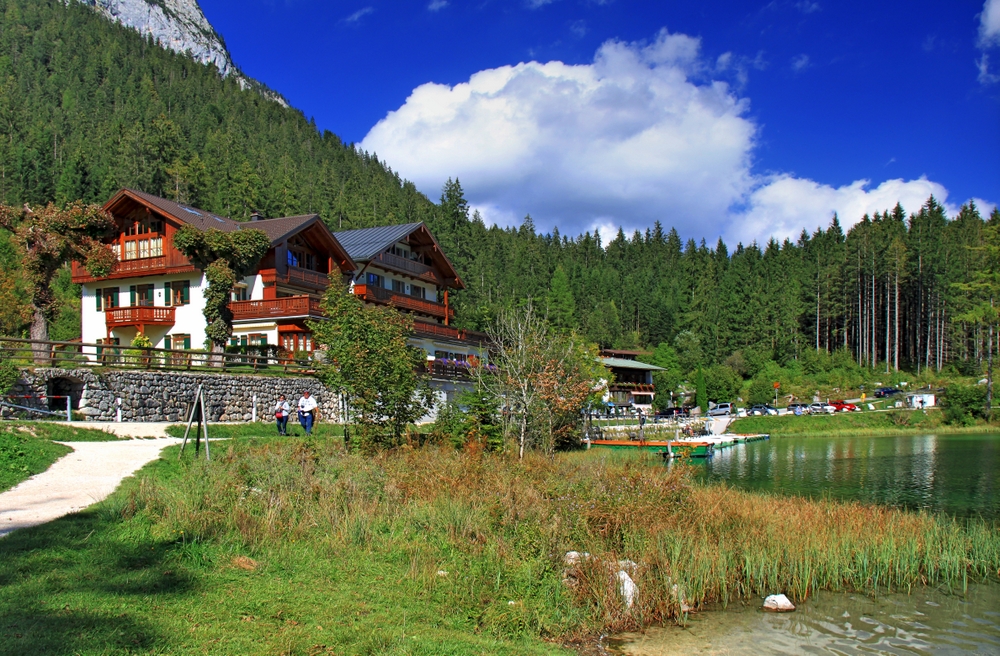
(746, 377, 776, 405)
(941, 384, 988, 425)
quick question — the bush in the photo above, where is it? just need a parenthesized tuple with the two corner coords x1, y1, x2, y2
(746, 377, 776, 405)
(941, 384, 988, 425)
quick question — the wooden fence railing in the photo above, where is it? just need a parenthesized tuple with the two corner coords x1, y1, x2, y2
(0, 337, 317, 375)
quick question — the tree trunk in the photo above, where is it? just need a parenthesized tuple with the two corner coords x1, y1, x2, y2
(894, 271, 899, 371)
(30, 307, 48, 365)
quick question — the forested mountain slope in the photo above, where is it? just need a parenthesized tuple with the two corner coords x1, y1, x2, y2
(0, 0, 997, 383)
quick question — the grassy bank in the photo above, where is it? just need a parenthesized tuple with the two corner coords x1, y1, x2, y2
(165, 422, 346, 439)
(730, 409, 998, 437)
(1, 439, 997, 654)
(0, 425, 72, 492)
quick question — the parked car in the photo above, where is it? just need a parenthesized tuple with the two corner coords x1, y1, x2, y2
(874, 387, 902, 398)
(830, 400, 859, 412)
(786, 403, 810, 415)
(707, 402, 735, 417)
(656, 407, 689, 418)
(809, 402, 837, 414)
(747, 404, 778, 416)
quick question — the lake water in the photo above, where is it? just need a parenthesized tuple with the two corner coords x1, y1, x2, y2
(609, 583, 1000, 655)
(612, 433, 1000, 654)
(695, 433, 1000, 520)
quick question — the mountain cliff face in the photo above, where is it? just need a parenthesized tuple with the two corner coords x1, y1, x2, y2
(74, 0, 235, 77)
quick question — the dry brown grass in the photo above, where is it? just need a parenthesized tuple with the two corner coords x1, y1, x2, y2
(121, 440, 1000, 638)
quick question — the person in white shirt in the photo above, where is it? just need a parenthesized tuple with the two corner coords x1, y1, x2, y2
(274, 394, 290, 436)
(297, 390, 318, 435)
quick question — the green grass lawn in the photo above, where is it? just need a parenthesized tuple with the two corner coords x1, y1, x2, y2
(165, 422, 346, 439)
(729, 408, 997, 437)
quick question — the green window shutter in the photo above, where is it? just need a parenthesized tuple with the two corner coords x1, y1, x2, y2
(111, 289, 119, 308)
(145, 286, 154, 305)
(230, 338, 238, 346)
(164, 282, 172, 306)
(164, 335, 172, 350)
(240, 336, 248, 347)
(183, 336, 191, 350)
(96, 289, 103, 312)
(130, 285, 136, 306)
(181, 281, 190, 305)
(259, 335, 267, 346)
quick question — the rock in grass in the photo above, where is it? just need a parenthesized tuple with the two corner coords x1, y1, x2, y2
(763, 594, 795, 612)
(563, 551, 590, 566)
(617, 570, 637, 608)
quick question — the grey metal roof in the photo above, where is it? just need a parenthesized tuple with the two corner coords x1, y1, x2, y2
(333, 223, 423, 261)
(599, 357, 665, 371)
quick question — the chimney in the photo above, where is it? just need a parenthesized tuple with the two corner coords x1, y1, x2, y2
(250, 210, 261, 222)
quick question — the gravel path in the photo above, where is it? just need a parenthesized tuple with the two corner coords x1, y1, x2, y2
(0, 436, 181, 538)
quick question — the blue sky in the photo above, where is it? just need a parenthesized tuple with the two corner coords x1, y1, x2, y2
(200, 0, 1000, 244)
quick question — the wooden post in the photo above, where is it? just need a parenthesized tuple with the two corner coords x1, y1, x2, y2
(179, 384, 203, 458)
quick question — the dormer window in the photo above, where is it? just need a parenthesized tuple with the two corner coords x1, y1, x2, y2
(121, 216, 164, 261)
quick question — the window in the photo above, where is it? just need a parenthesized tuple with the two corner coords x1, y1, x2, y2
(409, 285, 426, 299)
(282, 332, 313, 352)
(120, 215, 164, 261)
(165, 280, 191, 307)
(130, 284, 154, 307)
(231, 285, 248, 302)
(367, 273, 384, 288)
(287, 249, 299, 268)
(166, 334, 191, 350)
(392, 279, 405, 293)
(248, 333, 268, 346)
(95, 288, 120, 311)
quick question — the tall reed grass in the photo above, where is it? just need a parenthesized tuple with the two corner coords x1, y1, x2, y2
(121, 440, 1000, 637)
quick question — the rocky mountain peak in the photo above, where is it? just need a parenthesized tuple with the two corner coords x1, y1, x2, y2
(74, 0, 235, 77)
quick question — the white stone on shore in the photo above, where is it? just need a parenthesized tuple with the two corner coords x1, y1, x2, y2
(763, 593, 795, 612)
(617, 570, 637, 608)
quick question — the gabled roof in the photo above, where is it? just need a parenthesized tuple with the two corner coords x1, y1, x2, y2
(112, 189, 241, 232)
(334, 222, 464, 289)
(251, 214, 320, 243)
(104, 189, 357, 273)
(333, 223, 424, 261)
(600, 357, 665, 371)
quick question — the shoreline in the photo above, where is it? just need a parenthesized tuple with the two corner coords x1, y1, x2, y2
(728, 424, 998, 438)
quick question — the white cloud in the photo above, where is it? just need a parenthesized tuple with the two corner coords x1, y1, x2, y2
(343, 6, 373, 24)
(791, 54, 810, 71)
(361, 29, 965, 244)
(730, 176, 957, 245)
(427, 0, 448, 11)
(980, 0, 1000, 46)
(795, 1, 821, 14)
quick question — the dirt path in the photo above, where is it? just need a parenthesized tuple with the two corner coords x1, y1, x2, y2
(0, 437, 181, 538)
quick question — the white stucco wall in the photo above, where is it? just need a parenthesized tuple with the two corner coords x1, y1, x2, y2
(81, 273, 208, 349)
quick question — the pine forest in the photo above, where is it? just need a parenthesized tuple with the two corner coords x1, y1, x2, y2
(0, 0, 998, 393)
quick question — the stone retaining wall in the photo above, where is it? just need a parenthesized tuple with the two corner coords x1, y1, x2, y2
(7, 369, 337, 423)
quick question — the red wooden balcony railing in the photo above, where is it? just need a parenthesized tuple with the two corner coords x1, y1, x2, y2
(230, 296, 324, 321)
(105, 306, 176, 329)
(412, 321, 488, 345)
(373, 252, 439, 284)
(353, 284, 453, 320)
(259, 267, 331, 290)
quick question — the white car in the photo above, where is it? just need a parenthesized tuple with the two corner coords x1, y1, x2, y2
(809, 402, 836, 414)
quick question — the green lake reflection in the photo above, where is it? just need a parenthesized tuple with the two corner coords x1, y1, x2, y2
(694, 433, 1000, 519)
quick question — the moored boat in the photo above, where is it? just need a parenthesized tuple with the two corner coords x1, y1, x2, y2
(587, 439, 715, 458)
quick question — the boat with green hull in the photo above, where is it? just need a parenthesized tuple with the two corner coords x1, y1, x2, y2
(588, 439, 715, 458)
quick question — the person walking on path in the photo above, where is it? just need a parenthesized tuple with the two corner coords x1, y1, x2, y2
(274, 394, 290, 436)
(297, 390, 317, 435)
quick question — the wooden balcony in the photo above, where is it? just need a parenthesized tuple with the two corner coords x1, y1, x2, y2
(412, 321, 488, 345)
(373, 252, 439, 284)
(72, 254, 195, 283)
(260, 267, 331, 291)
(105, 305, 176, 329)
(230, 296, 324, 322)
(353, 284, 453, 321)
